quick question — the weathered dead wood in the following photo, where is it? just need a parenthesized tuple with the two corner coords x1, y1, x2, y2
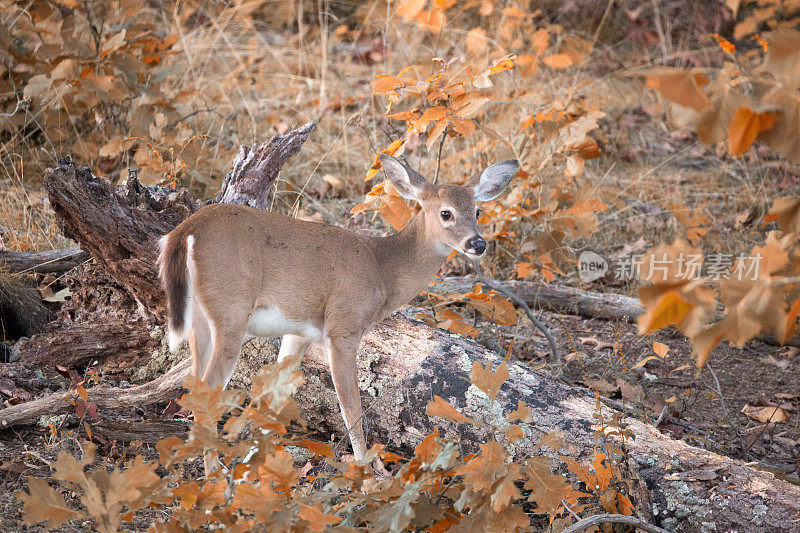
(0, 362, 56, 402)
(2, 317, 798, 531)
(91, 419, 190, 443)
(0, 275, 51, 340)
(43, 159, 198, 322)
(0, 248, 89, 275)
(10, 318, 158, 370)
(215, 120, 316, 209)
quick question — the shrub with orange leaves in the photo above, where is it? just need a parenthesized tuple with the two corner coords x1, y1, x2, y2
(644, 28, 800, 163)
(637, 199, 800, 369)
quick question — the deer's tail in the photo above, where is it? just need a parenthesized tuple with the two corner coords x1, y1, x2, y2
(157, 231, 193, 352)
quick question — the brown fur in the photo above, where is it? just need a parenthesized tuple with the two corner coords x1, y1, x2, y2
(158, 229, 189, 337)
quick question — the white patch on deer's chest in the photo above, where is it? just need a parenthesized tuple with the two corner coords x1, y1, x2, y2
(247, 307, 321, 340)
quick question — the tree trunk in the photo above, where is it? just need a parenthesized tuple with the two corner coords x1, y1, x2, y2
(430, 278, 644, 322)
(2, 316, 797, 532)
(215, 120, 316, 209)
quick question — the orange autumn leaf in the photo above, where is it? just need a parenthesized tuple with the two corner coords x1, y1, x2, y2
(638, 289, 694, 335)
(298, 504, 342, 532)
(365, 139, 405, 181)
(465, 27, 487, 56)
(785, 298, 800, 342)
(415, 7, 445, 33)
(450, 118, 476, 135)
(727, 107, 778, 155)
(470, 361, 510, 403)
(395, 0, 425, 20)
(488, 58, 515, 74)
(466, 297, 517, 326)
(645, 71, 712, 112)
(372, 75, 405, 94)
(172, 481, 200, 510)
(712, 33, 736, 54)
(296, 438, 334, 459)
(426, 395, 478, 425)
(427, 117, 449, 148)
(515, 262, 535, 278)
(380, 193, 412, 230)
(542, 53, 573, 69)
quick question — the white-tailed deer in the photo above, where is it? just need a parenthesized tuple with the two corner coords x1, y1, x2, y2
(157, 154, 517, 475)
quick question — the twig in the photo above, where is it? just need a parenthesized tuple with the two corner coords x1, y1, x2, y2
(561, 500, 581, 521)
(563, 513, 670, 533)
(0, 68, 24, 118)
(654, 405, 668, 427)
(81, 0, 102, 56)
(591, 0, 616, 43)
(432, 134, 446, 184)
(473, 265, 560, 362)
(745, 459, 798, 474)
(706, 363, 748, 456)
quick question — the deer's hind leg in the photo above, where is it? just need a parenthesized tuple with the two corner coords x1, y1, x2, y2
(278, 334, 312, 363)
(197, 308, 250, 476)
(188, 299, 213, 378)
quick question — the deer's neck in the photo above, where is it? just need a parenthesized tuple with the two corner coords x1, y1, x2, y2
(371, 211, 450, 314)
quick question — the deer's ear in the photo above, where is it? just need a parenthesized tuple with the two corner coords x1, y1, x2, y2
(379, 154, 431, 201)
(467, 159, 518, 201)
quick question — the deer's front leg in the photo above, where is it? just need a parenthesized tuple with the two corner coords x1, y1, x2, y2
(327, 335, 369, 461)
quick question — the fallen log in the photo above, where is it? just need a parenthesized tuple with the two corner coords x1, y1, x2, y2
(429, 277, 644, 322)
(91, 418, 190, 444)
(0, 358, 190, 428)
(2, 317, 798, 532)
(0, 248, 89, 275)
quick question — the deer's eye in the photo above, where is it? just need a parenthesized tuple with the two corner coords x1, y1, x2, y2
(476, 209, 482, 219)
(440, 210, 452, 221)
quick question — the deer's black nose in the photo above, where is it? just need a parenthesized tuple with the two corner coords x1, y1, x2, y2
(466, 236, 487, 255)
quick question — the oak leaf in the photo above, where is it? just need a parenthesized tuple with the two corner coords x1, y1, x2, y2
(646, 70, 712, 112)
(741, 404, 789, 423)
(298, 504, 342, 532)
(469, 361, 510, 403)
(727, 107, 777, 155)
(16, 477, 80, 528)
(426, 395, 478, 425)
(466, 27, 487, 56)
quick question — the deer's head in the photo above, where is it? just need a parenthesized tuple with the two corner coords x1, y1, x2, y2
(380, 154, 518, 259)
